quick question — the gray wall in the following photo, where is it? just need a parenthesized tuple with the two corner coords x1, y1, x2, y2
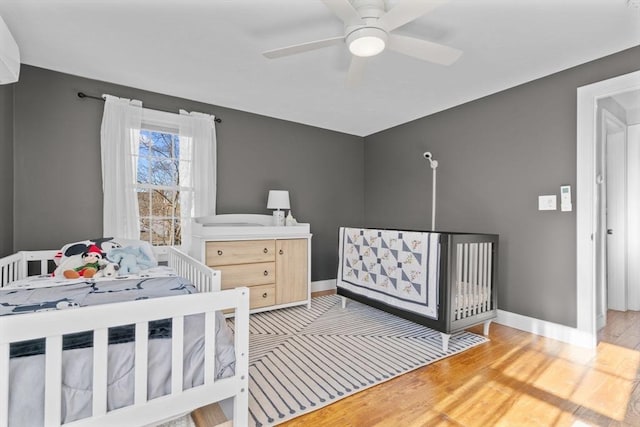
(12, 65, 364, 280)
(364, 45, 640, 327)
(0, 84, 13, 257)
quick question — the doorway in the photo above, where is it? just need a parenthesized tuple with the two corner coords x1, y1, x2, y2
(596, 106, 628, 330)
(577, 70, 640, 348)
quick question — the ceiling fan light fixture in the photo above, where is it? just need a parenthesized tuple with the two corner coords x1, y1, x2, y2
(347, 27, 388, 57)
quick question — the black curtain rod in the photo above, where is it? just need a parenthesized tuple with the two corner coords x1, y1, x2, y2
(77, 92, 222, 123)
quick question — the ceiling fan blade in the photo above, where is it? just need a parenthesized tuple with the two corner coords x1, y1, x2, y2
(347, 55, 367, 86)
(379, 0, 449, 32)
(321, 0, 363, 26)
(387, 34, 462, 65)
(263, 36, 344, 59)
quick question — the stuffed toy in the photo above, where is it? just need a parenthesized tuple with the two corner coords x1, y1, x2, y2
(63, 245, 106, 279)
(94, 262, 120, 278)
(108, 246, 155, 275)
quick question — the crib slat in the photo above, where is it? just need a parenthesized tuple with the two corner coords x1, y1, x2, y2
(487, 243, 493, 310)
(472, 243, 478, 316)
(92, 328, 108, 417)
(134, 322, 149, 405)
(171, 316, 184, 394)
(456, 244, 462, 320)
(478, 243, 485, 313)
(40, 259, 48, 275)
(463, 243, 469, 320)
(482, 243, 488, 312)
(0, 343, 9, 427)
(204, 311, 216, 384)
(44, 335, 62, 427)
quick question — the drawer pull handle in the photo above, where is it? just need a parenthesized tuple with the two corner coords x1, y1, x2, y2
(263, 248, 268, 254)
(279, 249, 284, 255)
(263, 270, 269, 276)
(262, 292, 268, 298)
(217, 250, 223, 256)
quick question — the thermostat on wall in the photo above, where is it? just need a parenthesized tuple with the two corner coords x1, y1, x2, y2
(560, 185, 572, 212)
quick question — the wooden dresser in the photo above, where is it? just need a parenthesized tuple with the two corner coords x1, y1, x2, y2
(190, 215, 311, 312)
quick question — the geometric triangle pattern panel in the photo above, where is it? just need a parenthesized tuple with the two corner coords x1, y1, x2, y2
(338, 227, 440, 319)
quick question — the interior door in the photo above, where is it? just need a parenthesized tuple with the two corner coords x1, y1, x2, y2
(605, 114, 627, 312)
(628, 124, 640, 310)
(596, 119, 607, 330)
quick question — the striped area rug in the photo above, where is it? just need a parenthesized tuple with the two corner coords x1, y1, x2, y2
(235, 295, 488, 427)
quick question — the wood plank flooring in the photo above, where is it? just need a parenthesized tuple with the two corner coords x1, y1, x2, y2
(278, 309, 640, 427)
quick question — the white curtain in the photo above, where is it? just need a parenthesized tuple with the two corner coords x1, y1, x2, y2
(100, 95, 143, 239)
(179, 110, 217, 251)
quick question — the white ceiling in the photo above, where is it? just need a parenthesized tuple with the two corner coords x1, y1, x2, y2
(1, 0, 639, 136)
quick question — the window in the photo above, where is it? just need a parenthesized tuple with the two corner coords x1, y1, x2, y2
(135, 128, 192, 246)
(100, 95, 216, 249)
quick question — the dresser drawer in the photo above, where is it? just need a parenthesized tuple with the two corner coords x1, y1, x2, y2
(250, 284, 276, 309)
(219, 262, 276, 289)
(206, 240, 275, 267)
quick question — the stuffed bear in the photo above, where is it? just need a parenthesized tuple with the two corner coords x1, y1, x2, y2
(94, 262, 120, 278)
(63, 245, 106, 279)
(108, 246, 155, 275)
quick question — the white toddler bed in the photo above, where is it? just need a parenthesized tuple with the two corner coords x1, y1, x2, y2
(0, 246, 249, 427)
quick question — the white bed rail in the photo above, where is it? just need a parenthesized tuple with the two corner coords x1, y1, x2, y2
(0, 247, 220, 293)
(0, 288, 249, 427)
(0, 251, 59, 287)
(167, 247, 219, 293)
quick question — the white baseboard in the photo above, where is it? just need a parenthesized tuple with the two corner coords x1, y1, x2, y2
(496, 309, 596, 349)
(311, 279, 336, 293)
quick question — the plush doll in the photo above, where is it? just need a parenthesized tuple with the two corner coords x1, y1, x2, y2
(94, 262, 120, 278)
(63, 245, 106, 279)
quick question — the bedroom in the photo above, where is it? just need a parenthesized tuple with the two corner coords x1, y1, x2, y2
(0, 0, 639, 426)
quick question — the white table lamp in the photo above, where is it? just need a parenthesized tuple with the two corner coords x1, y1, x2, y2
(267, 190, 290, 226)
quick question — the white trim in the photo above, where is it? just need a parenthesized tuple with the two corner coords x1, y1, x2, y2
(495, 310, 595, 349)
(577, 69, 640, 349)
(311, 279, 337, 293)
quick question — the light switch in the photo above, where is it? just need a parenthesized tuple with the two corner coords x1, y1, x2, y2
(538, 195, 557, 211)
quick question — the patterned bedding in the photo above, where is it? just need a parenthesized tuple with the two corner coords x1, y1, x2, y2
(337, 227, 441, 319)
(2, 268, 236, 426)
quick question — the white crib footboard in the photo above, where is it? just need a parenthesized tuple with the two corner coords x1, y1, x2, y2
(0, 288, 250, 427)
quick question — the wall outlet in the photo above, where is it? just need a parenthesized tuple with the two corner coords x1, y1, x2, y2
(538, 195, 557, 211)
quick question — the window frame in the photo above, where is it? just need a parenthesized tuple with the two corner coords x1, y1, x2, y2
(135, 108, 192, 252)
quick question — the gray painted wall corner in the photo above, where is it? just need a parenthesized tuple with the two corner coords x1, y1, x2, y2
(363, 45, 640, 328)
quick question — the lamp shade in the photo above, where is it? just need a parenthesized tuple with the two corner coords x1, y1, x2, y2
(0, 16, 19, 84)
(267, 190, 290, 210)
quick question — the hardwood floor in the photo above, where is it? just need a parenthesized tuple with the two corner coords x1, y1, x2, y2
(279, 310, 640, 427)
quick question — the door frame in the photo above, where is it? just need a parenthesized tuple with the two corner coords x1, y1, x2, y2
(577, 69, 640, 347)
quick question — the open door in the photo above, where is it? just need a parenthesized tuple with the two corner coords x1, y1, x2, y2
(596, 108, 627, 330)
(605, 116, 627, 312)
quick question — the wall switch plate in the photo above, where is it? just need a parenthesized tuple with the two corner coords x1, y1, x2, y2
(538, 195, 557, 211)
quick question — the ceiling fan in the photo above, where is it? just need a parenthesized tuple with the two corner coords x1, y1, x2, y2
(262, 0, 462, 85)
